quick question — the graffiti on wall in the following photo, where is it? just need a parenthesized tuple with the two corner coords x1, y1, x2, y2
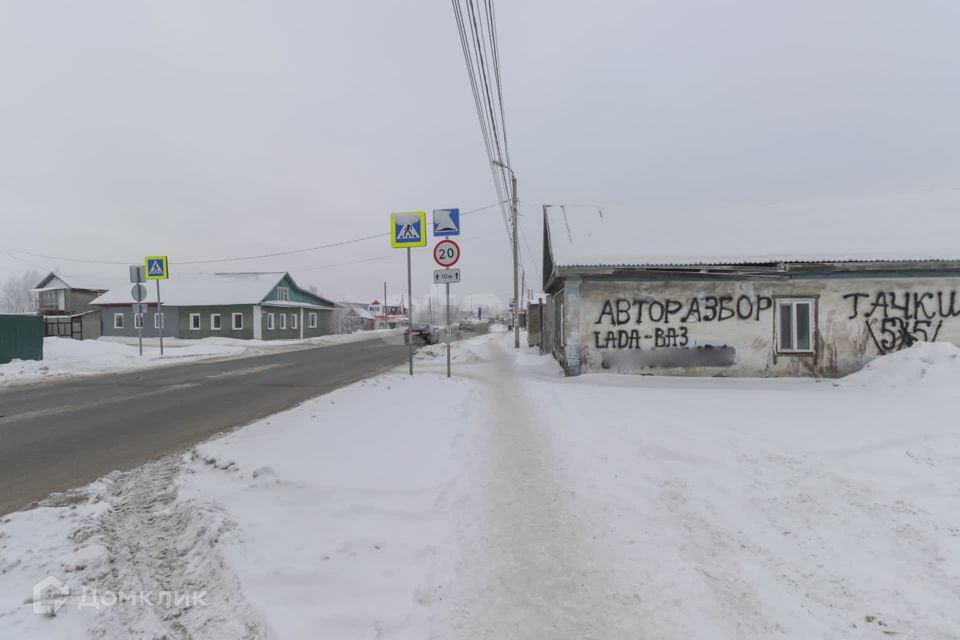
(591, 295, 774, 368)
(843, 291, 960, 354)
(591, 294, 772, 350)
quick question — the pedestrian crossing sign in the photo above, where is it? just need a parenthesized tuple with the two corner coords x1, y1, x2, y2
(390, 212, 427, 248)
(144, 256, 169, 280)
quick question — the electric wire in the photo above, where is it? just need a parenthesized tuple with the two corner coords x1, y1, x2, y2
(0, 200, 508, 268)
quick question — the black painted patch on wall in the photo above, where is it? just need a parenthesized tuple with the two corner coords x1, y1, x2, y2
(601, 345, 737, 369)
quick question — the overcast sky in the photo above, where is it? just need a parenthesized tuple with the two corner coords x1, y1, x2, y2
(1, 1, 959, 306)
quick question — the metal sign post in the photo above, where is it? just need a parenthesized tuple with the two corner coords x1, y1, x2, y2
(390, 212, 426, 376)
(129, 266, 146, 356)
(131, 283, 147, 356)
(433, 235, 462, 378)
(145, 256, 169, 356)
(445, 281, 451, 378)
(156, 280, 164, 355)
(407, 247, 413, 376)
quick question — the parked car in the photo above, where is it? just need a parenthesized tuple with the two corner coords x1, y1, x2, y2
(404, 323, 440, 345)
(458, 320, 475, 332)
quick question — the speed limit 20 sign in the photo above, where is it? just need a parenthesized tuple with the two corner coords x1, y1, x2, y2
(433, 239, 461, 267)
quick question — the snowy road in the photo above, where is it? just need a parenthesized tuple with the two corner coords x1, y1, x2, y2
(2, 330, 959, 638)
(0, 335, 411, 515)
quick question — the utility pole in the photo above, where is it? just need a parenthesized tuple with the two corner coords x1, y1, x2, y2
(493, 159, 520, 349)
(511, 173, 519, 348)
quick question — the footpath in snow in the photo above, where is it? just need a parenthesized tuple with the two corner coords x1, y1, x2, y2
(0, 329, 403, 387)
(1, 330, 959, 638)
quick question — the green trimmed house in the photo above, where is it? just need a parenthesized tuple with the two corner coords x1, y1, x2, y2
(91, 272, 336, 340)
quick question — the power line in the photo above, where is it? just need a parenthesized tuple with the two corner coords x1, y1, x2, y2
(0, 200, 508, 268)
(452, 0, 514, 247)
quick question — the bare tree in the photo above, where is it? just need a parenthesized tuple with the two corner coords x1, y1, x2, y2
(0, 269, 42, 313)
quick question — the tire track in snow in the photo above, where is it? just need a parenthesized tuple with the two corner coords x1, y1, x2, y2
(88, 456, 269, 639)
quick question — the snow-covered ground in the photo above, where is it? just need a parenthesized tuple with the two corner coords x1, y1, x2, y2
(0, 329, 403, 387)
(2, 331, 959, 638)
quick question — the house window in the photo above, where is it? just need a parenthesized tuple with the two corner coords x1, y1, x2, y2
(232, 313, 243, 330)
(211, 314, 222, 330)
(777, 299, 815, 354)
(280, 314, 287, 330)
(291, 313, 298, 330)
(309, 312, 317, 329)
(267, 313, 275, 330)
(190, 313, 201, 331)
(114, 313, 124, 329)
(134, 314, 143, 329)
(277, 287, 289, 301)
(154, 313, 164, 329)
(39, 290, 59, 308)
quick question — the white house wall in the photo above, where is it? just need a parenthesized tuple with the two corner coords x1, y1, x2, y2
(574, 275, 960, 377)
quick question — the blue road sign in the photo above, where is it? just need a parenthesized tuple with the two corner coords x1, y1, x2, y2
(433, 208, 460, 237)
(390, 212, 427, 248)
(144, 256, 169, 280)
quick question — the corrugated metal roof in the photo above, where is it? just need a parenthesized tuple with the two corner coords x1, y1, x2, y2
(557, 255, 960, 269)
(545, 191, 960, 270)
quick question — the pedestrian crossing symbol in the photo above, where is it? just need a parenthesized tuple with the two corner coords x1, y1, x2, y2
(390, 212, 427, 248)
(144, 256, 169, 280)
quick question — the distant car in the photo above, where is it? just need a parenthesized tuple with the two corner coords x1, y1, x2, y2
(404, 323, 440, 345)
(458, 320, 475, 332)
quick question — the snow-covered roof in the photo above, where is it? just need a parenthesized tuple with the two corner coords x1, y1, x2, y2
(91, 272, 327, 307)
(262, 300, 333, 311)
(545, 190, 960, 269)
(351, 306, 376, 320)
(33, 272, 127, 292)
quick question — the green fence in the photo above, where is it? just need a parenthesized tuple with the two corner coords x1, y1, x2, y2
(0, 315, 44, 364)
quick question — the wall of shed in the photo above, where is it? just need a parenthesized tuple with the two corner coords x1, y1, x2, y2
(557, 274, 960, 377)
(81, 311, 102, 339)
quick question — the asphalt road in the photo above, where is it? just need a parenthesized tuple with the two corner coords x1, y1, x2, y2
(0, 337, 418, 516)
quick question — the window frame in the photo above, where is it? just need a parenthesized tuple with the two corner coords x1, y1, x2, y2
(154, 313, 164, 329)
(39, 290, 59, 308)
(211, 314, 222, 331)
(277, 287, 290, 301)
(280, 313, 287, 330)
(291, 313, 298, 330)
(134, 313, 143, 329)
(267, 313, 275, 330)
(308, 312, 318, 329)
(232, 312, 243, 330)
(189, 313, 201, 331)
(114, 313, 124, 329)
(775, 297, 816, 355)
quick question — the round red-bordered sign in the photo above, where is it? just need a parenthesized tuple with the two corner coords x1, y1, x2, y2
(433, 239, 461, 267)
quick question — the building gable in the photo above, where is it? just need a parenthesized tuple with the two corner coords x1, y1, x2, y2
(34, 273, 69, 290)
(261, 274, 335, 308)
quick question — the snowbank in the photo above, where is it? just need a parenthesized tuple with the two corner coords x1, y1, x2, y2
(414, 340, 487, 363)
(0, 337, 244, 386)
(3, 331, 959, 638)
(842, 341, 960, 388)
(0, 329, 405, 387)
